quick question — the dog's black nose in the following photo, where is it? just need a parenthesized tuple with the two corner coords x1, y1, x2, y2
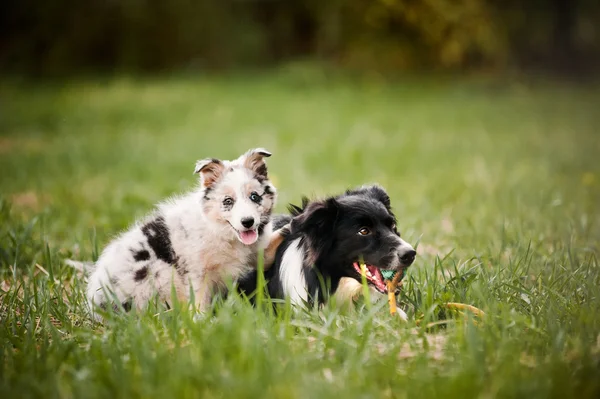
(241, 217, 255, 229)
(400, 249, 416, 266)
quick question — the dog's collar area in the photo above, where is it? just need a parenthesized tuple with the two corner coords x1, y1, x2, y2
(352, 262, 387, 293)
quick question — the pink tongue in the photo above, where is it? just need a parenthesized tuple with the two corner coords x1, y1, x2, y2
(240, 230, 258, 245)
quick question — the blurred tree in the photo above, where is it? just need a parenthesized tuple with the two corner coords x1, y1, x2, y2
(0, 0, 598, 76)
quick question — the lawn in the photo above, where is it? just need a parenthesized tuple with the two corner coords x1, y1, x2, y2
(1, 70, 600, 398)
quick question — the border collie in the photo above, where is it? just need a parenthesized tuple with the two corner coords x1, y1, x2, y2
(80, 148, 283, 318)
(239, 185, 416, 308)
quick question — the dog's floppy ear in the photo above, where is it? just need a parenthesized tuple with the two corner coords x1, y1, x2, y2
(291, 198, 339, 235)
(240, 148, 272, 180)
(291, 198, 339, 263)
(194, 158, 225, 188)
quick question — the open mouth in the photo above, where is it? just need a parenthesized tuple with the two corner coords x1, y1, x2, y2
(237, 229, 258, 245)
(227, 221, 259, 245)
(352, 262, 388, 294)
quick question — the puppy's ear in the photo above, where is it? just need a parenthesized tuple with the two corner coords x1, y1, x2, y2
(194, 158, 225, 188)
(291, 198, 339, 235)
(240, 148, 272, 180)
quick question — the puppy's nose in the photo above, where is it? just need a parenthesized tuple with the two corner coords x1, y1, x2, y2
(241, 217, 255, 229)
(400, 249, 416, 266)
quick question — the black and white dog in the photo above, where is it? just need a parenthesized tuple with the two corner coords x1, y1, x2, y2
(75, 148, 285, 319)
(239, 185, 416, 307)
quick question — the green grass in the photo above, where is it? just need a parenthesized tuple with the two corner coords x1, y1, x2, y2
(1, 70, 600, 398)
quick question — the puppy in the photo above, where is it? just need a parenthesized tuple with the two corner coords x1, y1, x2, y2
(83, 148, 281, 318)
(239, 185, 416, 309)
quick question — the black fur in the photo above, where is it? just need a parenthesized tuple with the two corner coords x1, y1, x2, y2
(121, 300, 132, 312)
(132, 249, 150, 262)
(258, 221, 267, 236)
(255, 164, 268, 180)
(203, 186, 212, 201)
(99, 299, 132, 313)
(141, 216, 177, 264)
(176, 259, 189, 277)
(134, 266, 148, 282)
(239, 185, 414, 305)
(272, 214, 292, 230)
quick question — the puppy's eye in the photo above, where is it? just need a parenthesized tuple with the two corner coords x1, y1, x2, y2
(222, 197, 234, 206)
(249, 192, 261, 203)
(358, 227, 371, 236)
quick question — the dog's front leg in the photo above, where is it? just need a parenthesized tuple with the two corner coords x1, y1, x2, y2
(262, 224, 290, 271)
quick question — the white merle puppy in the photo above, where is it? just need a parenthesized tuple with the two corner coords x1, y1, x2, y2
(84, 148, 279, 318)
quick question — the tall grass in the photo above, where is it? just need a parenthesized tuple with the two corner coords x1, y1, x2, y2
(1, 72, 599, 398)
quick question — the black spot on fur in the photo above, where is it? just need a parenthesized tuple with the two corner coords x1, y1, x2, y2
(222, 200, 234, 211)
(255, 164, 268, 179)
(176, 259, 189, 277)
(132, 249, 150, 262)
(203, 186, 212, 201)
(134, 266, 148, 282)
(264, 185, 274, 195)
(258, 221, 267, 236)
(154, 271, 160, 279)
(110, 276, 119, 286)
(99, 300, 132, 313)
(121, 300, 132, 312)
(141, 216, 176, 264)
(179, 221, 189, 239)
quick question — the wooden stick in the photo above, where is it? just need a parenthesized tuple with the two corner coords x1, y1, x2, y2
(387, 281, 397, 315)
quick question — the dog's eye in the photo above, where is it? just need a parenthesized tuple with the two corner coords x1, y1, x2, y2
(358, 227, 371, 236)
(222, 197, 234, 207)
(249, 192, 261, 203)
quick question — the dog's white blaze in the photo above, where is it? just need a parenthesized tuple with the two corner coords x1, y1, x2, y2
(226, 168, 262, 231)
(279, 238, 308, 304)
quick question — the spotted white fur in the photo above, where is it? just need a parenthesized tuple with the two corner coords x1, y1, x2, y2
(84, 148, 277, 319)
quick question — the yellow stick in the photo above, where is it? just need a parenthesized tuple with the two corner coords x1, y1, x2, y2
(387, 281, 397, 315)
(444, 302, 485, 318)
(387, 270, 404, 315)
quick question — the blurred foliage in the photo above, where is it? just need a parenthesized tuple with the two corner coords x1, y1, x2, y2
(1, 0, 599, 75)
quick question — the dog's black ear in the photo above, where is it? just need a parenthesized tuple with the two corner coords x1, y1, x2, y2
(346, 184, 392, 212)
(290, 197, 339, 236)
(194, 158, 225, 188)
(287, 196, 310, 217)
(239, 147, 272, 181)
(366, 185, 392, 212)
